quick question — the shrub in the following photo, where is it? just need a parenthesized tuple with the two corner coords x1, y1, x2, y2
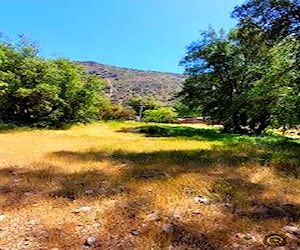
(143, 107, 178, 123)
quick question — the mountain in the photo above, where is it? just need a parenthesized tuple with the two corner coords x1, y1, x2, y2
(79, 61, 186, 104)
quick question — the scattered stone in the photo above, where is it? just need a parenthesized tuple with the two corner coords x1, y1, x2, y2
(162, 223, 175, 233)
(145, 213, 160, 222)
(130, 229, 140, 236)
(84, 190, 94, 195)
(73, 206, 92, 213)
(0, 215, 6, 221)
(84, 236, 97, 246)
(192, 209, 202, 215)
(194, 196, 210, 205)
(282, 225, 300, 237)
(232, 243, 241, 249)
(221, 202, 234, 208)
(173, 214, 181, 220)
(236, 232, 255, 240)
(24, 192, 34, 196)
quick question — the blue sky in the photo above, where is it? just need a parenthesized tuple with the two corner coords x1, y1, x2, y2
(0, 0, 245, 73)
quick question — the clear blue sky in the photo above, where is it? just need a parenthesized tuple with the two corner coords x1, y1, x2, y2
(0, 0, 245, 73)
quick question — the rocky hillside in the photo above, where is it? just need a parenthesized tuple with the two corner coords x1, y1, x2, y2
(79, 61, 186, 104)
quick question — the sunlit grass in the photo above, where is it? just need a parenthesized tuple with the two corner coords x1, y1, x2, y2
(0, 121, 299, 249)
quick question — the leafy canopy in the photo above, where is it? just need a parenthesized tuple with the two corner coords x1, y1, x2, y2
(0, 35, 104, 127)
(179, 2, 299, 135)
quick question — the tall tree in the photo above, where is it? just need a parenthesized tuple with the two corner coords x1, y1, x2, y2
(179, 27, 298, 134)
(232, 0, 300, 42)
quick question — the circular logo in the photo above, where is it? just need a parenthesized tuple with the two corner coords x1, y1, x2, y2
(263, 233, 287, 246)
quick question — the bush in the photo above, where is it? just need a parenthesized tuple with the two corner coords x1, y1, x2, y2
(99, 98, 135, 120)
(143, 107, 178, 123)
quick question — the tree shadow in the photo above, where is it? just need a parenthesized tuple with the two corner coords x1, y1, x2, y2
(236, 201, 300, 222)
(119, 124, 300, 179)
(0, 165, 125, 209)
(119, 125, 234, 141)
(51, 147, 267, 182)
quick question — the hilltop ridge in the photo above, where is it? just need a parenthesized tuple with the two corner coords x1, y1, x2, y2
(79, 61, 186, 104)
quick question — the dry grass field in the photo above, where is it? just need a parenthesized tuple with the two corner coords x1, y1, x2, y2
(0, 122, 299, 249)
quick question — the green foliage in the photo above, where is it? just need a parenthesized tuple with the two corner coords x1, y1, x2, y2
(0, 36, 105, 127)
(172, 100, 201, 117)
(179, 22, 299, 134)
(99, 98, 135, 121)
(232, 0, 300, 43)
(127, 96, 163, 116)
(137, 124, 300, 177)
(143, 107, 178, 123)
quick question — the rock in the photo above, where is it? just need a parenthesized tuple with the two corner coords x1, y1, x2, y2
(130, 229, 139, 236)
(162, 223, 175, 233)
(0, 215, 6, 221)
(73, 206, 92, 213)
(236, 232, 255, 240)
(282, 225, 300, 237)
(192, 209, 202, 215)
(84, 190, 94, 195)
(145, 213, 160, 222)
(194, 196, 210, 204)
(173, 214, 181, 220)
(232, 243, 241, 249)
(84, 236, 97, 246)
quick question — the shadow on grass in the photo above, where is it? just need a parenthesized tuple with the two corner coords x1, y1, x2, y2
(120, 124, 300, 178)
(237, 201, 300, 222)
(51, 148, 265, 181)
(0, 166, 125, 209)
(119, 125, 234, 141)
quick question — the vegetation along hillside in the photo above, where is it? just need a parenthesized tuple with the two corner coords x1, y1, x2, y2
(79, 61, 186, 104)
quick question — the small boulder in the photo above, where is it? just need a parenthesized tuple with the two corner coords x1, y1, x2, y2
(130, 229, 140, 236)
(84, 190, 94, 195)
(0, 215, 6, 221)
(194, 196, 210, 205)
(84, 236, 98, 247)
(162, 223, 175, 233)
(236, 232, 255, 240)
(192, 209, 202, 215)
(145, 213, 160, 222)
(73, 206, 92, 213)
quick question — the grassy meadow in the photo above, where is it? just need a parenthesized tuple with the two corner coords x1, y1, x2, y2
(0, 122, 299, 249)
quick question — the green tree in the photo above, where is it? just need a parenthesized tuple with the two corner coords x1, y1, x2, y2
(179, 27, 298, 134)
(232, 0, 300, 130)
(0, 36, 104, 127)
(127, 96, 163, 117)
(232, 0, 300, 43)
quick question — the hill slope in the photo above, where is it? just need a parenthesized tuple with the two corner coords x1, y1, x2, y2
(79, 61, 186, 104)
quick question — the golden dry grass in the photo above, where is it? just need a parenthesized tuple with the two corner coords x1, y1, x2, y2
(0, 121, 299, 249)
